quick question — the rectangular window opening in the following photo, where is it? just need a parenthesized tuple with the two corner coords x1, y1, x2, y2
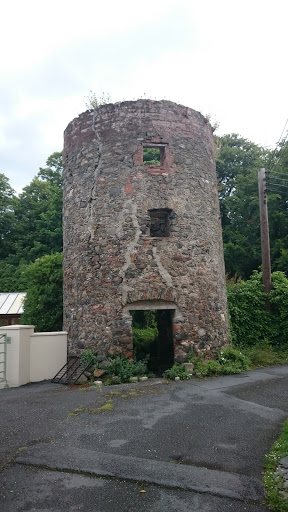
(149, 208, 171, 237)
(143, 145, 165, 166)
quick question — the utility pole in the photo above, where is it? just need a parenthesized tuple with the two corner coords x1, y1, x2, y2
(258, 168, 271, 302)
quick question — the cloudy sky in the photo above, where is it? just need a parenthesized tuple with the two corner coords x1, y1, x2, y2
(1, 0, 287, 192)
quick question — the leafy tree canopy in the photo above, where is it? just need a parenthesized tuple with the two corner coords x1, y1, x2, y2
(0, 152, 63, 275)
(216, 134, 288, 278)
(21, 252, 63, 331)
(0, 173, 18, 259)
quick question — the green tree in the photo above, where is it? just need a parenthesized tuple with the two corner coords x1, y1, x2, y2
(38, 151, 63, 187)
(265, 140, 288, 274)
(0, 174, 18, 259)
(12, 152, 63, 263)
(216, 134, 288, 279)
(216, 134, 266, 200)
(216, 134, 267, 277)
(0, 261, 29, 292)
(221, 170, 262, 278)
(21, 252, 63, 331)
(0, 152, 63, 292)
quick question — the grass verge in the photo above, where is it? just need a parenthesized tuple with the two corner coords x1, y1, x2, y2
(190, 345, 288, 379)
(242, 344, 288, 368)
(263, 420, 288, 511)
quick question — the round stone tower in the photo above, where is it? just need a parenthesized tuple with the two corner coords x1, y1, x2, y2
(63, 100, 229, 362)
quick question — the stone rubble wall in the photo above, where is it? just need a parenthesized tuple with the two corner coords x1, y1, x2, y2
(63, 100, 229, 361)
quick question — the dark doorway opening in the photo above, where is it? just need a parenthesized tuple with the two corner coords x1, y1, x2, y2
(130, 309, 174, 376)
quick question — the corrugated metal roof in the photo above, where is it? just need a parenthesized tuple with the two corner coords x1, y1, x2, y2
(0, 293, 26, 315)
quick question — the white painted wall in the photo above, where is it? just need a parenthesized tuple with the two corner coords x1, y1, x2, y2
(30, 331, 67, 382)
(0, 325, 67, 388)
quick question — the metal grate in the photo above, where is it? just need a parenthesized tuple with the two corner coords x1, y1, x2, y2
(51, 356, 91, 385)
(0, 334, 11, 386)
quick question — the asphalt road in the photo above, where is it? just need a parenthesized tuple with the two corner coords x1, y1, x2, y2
(1, 365, 288, 511)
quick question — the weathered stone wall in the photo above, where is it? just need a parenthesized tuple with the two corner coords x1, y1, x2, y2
(63, 100, 229, 361)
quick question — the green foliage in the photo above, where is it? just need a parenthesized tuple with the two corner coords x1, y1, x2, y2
(133, 327, 158, 360)
(103, 356, 148, 383)
(21, 253, 63, 331)
(163, 363, 190, 380)
(143, 147, 161, 166)
(133, 327, 158, 344)
(216, 134, 288, 279)
(243, 342, 288, 367)
(110, 376, 122, 385)
(80, 349, 98, 368)
(228, 271, 288, 347)
(0, 261, 29, 292)
(216, 347, 250, 372)
(131, 310, 158, 361)
(38, 152, 63, 186)
(263, 419, 288, 511)
(13, 152, 63, 263)
(0, 152, 63, 293)
(216, 134, 266, 278)
(0, 173, 17, 259)
(192, 359, 223, 378)
(84, 91, 111, 110)
(266, 140, 288, 277)
(131, 310, 157, 329)
(132, 359, 148, 377)
(227, 272, 270, 346)
(215, 133, 266, 202)
(269, 271, 288, 345)
(187, 342, 287, 378)
(189, 347, 250, 378)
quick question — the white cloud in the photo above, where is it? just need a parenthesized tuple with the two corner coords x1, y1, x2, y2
(1, 0, 288, 189)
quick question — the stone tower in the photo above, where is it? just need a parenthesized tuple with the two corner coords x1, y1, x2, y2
(63, 100, 229, 363)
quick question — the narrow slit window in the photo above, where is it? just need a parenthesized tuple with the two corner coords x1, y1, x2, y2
(149, 208, 171, 237)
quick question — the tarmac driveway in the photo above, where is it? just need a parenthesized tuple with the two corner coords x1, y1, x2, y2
(1, 365, 288, 511)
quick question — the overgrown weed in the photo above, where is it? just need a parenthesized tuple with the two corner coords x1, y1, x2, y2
(263, 420, 288, 511)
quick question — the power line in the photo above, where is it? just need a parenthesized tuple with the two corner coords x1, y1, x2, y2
(266, 117, 288, 172)
(267, 184, 288, 193)
(272, 135, 288, 170)
(268, 171, 288, 178)
(276, 118, 288, 146)
(267, 182, 288, 186)
(266, 169, 288, 191)
(267, 183, 288, 189)
(267, 176, 288, 183)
